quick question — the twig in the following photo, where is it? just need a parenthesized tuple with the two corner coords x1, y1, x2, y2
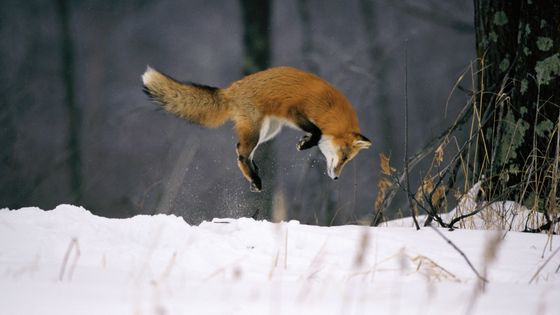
(524, 216, 560, 234)
(284, 227, 288, 269)
(58, 237, 80, 281)
(427, 224, 487, 282)
(67, 239, 81, 281)
(411, 254, 460, 282)
(390, 175, 448, 228)
(446, 180, 525, 229)
(403, 39, 420, 230)
(269, 249, 280, 280)
(529, 245, 560, 284)
(374, 96, 474, 222)
(158, 251, 177, 283)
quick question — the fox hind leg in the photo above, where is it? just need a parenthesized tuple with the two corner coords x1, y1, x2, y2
(235, 121, 262, 192)
(237, 143, 262, 192)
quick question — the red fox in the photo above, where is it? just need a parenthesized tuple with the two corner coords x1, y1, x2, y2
(142, 66, 371, 192)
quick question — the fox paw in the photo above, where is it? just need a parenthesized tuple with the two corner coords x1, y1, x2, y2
(296, 135, 311, 151)
(250, 181, 262, 192)
(249, 176, 262, 192)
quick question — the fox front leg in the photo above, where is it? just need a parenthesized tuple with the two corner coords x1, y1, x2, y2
(297, 134, 315, 150)
(295, 123, 322, 150)
(292, 110, 322, 151)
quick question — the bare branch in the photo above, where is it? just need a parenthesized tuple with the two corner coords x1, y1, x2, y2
(427, 224, 487, 283)
(403, 39, 420, 230)
(529, 245, 560, 284)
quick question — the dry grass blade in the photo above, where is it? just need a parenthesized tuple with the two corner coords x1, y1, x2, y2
(380, 153, 396, 175)
(375, 177, 392, 211)
(435, 143, 445, 165)
(479, 231, 503, 291)
(58, 237, 80, 282)
(529, 245, 560, 284)
(411, 254, 460, 282)
(272, 189, 287, 223)
(403, 39, 419, 230)
(158, 251, 177, 283)
(372, 153, 396, 225)
(353, 228, 371, 268)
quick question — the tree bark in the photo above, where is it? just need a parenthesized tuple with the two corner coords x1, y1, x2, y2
(474, 0, 560, 211)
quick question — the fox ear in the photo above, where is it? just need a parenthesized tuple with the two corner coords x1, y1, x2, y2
(353, 133, 372, 149)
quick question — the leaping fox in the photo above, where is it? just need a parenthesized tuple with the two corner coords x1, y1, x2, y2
(142, 66, 371, 192)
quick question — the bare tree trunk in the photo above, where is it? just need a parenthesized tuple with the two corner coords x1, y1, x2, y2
(239, 0, 275, 219)
(240, 0, 271, 76)
(56, 0, 82, 203)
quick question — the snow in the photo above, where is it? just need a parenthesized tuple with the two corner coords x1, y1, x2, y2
(385, 181, 552, 232)
(1, 204, 559, 315)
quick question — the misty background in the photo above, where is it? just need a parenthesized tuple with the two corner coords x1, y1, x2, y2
(1, 0, 474, 225)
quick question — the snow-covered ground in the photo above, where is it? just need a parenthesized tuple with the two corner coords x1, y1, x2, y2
(385, 182, 554, 232)
(1, 205, 559, 315)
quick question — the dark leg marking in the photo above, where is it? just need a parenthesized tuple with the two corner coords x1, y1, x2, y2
(292, 110, 322, 150)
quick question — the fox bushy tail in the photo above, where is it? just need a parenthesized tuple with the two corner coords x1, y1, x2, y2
(142, 66, 230, 128)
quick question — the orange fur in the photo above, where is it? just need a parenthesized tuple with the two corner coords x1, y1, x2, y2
(223, 67, 360, 135)
(142, 66, 371, 191)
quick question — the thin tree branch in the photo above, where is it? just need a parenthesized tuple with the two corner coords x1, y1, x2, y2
(427, 223, 487, 283)
(529, 245, 560, 284)
(403, 40, 420, 230)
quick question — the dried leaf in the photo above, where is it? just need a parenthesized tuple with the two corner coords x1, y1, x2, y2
(353, 228, 370, 268)
(379, 153, 396, 175)
(432, 186, 446, 207)
(416, 177, 445, 208)
(435, 144, 444, 165)
(416, 178, 434, 201)
(483, 231, 502, 264)
(375, 177, 392, 210)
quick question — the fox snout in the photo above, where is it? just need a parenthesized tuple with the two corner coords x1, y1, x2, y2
(319, 133, 371, 180)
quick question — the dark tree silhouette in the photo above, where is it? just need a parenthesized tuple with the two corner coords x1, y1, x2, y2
(239, 0, 276, 218)
(473, 0, 559, 214)
(56, 0, 82, 203)
(240, 0, 271, 76)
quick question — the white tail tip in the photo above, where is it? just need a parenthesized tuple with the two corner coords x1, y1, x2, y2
(142, 65, 157, 85)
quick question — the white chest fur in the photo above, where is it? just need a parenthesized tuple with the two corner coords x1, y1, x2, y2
(318, 135, 339, 179)
(249, 117, 300, 160)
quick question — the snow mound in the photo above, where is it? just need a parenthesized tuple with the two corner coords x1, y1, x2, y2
(386, 182, 551, 231)
(1, 205, 559, 314)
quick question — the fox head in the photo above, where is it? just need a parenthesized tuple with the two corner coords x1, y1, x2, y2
(318, 133, 371, 180)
